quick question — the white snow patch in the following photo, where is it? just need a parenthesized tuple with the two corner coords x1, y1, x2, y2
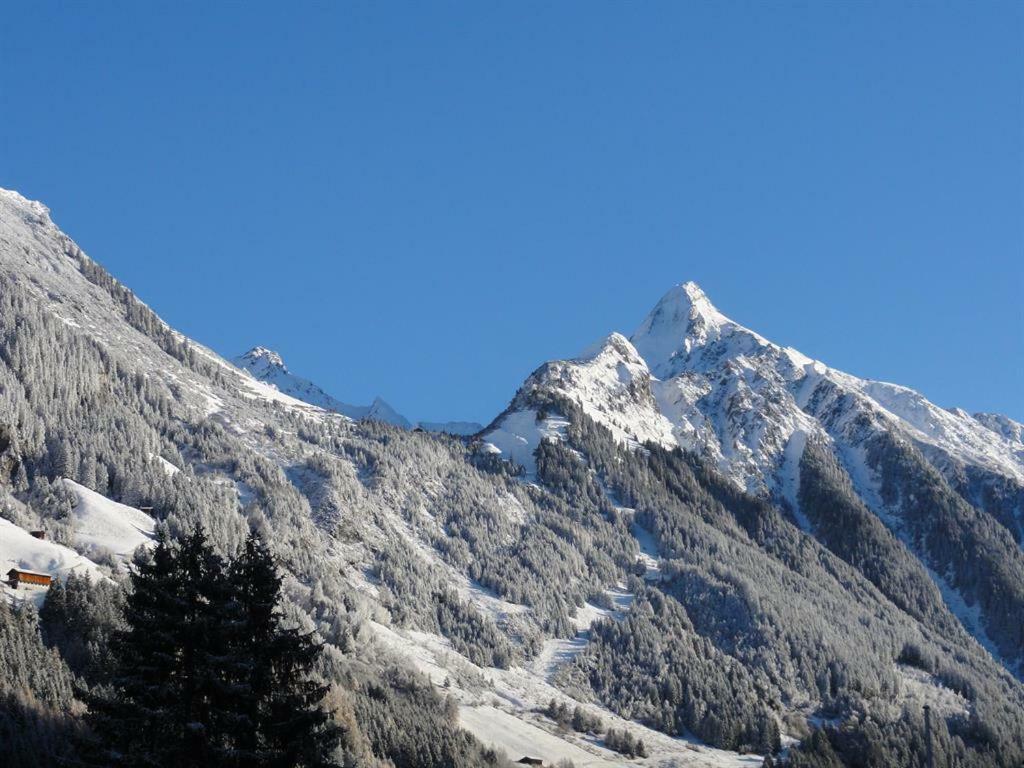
(459, 705, 619, 767)
(0, 517, 105, 607)
(151, 454, 181, 477)
(483, 409, 570, 477)
(62, 479, 156, 562)
(369, 620, 764, 768)
(456, 576, 530, 625)
(532, 603, 611, 682)
(896, 664, 970, 718)
(779, 430, 811, 531)
(630, 520, 663, 580)
(921, 561, 1014, 674)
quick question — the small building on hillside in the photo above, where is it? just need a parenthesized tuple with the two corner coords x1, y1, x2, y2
(516, 759, 544, 767)
(5, 568, 53, 590)
(29, 530, 46, 540)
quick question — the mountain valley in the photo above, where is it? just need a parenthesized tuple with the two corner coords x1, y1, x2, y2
(1, 187, 1022, 768)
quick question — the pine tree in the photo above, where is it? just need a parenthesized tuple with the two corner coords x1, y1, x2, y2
(228, 531, 341, 767)
(85, 527, 180, 765)
(85, 526, 238, 767)
(173, 525, 238, 766)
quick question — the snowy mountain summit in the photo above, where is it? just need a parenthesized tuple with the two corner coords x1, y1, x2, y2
(485, 280, 1024, 672)
(630, 280, 755, 375)
(491, 280, 1024, 499)
(236, 346, 287, 374)
(234, 346, 411, 427)
(629, 281, 1024, 491)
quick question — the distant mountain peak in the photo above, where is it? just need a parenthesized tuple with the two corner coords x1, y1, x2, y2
(233, 346, 480, 435)
(367, 397, 412, 429)
(239, 346, 287, 371)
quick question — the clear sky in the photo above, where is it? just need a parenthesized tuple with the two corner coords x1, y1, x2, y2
(2, 2, 1021, 424)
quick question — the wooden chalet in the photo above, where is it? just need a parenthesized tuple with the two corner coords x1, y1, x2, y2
(5, 568, 53, 589)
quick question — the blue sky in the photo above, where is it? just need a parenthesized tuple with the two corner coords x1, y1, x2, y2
(2, 2, 1021, 423)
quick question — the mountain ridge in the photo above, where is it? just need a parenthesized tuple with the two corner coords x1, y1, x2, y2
(484, 280, 1024, 675)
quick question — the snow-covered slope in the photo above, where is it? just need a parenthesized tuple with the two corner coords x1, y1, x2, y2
(62, 479, 155, 562)
(0, 516, 105, 607)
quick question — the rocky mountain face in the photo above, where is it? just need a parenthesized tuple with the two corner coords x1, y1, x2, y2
(2, 187, 1023, 768)
(484, 281, 1024, 676)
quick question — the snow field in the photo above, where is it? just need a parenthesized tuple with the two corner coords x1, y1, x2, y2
(62, 479, 156, 561)
(0, 516, 104, 607)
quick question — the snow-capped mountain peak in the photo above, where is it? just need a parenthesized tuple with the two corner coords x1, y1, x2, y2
(489, 280, 1024, 500)
(630, 281, 771, 379)
(575, 331, 646, 367)
(233, 346, 480, 435)
(237, 346, 288, 374)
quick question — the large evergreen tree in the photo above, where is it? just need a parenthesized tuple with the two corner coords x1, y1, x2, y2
(85, 526, 238, 767)
(228, 530, 341, 768)
(84, 526, 340, 768)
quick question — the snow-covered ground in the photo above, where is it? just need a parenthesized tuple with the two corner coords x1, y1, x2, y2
(62, 479, 156, 563)
(630, 520, 663, 582)
(459, 705, 619, 767)
(895, 664, 969, 719)
(367, 502, 756, 768)
(778, 430, 811, 531)
(0, 516, 105, 607)
(529, 595, 630, 683)
(371, 620, 764, 768)
(1, 481, 155, 606)
(482, 409, 571, 476)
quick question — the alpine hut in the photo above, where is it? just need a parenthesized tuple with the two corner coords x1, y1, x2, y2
(5, 568, 53, 589)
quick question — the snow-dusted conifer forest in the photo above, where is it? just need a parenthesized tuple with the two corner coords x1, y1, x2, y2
(1, 187, 1023, 767)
